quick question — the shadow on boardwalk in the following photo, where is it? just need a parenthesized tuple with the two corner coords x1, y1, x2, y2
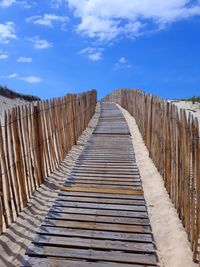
(0, 104, 100, 267)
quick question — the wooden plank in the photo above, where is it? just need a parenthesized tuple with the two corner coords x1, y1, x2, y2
(50, 206, 148, 218)
(3, 112, 14, 224)
(80, 152, 134, 156)
(66, 180, 141, 186)
(10, 109, 21, 214)
(38, 226, 152, 242)
(80, 151, 133, 154)
(23, 257, 151, 267)
(26, 245, 157, 265)
(57, 195, 145, 205)
(13, 108, 28, 209)
(76, 163, 137, 168)
(78, 156, 133, 159)
(33, 235, 154, 253)
(68, 177, 141, 182)
(71, 171, 139, 175)
(70, 173, 140, 178)
(67, 177, 141, 183)
(58, 191, 145, 200)
(53, 201, 147, 211)
(72, 166, 139, 171)
(78, 159, 134, 162)
(61, 186, 143, 195)
(47, 212, 150, 225)
(42, 219, 151, 233)
(63, 184, 142, 190)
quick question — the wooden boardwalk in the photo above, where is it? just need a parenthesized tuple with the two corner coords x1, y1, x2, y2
(23, 103, 158, 266)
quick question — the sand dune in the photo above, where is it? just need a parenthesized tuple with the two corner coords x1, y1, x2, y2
(172, 100, 200, 122)
(0, 95, 28, 122)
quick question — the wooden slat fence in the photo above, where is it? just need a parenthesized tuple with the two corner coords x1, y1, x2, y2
(0, 90, 96, 234)
(104, 89, 200, 264)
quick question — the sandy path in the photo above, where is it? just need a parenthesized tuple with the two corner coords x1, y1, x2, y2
(0, 103, 100, 267)
(118, 104, 198, 267)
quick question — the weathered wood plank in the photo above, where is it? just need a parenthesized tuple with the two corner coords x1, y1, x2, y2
(26, 245, 157, 265)
(56, 195, 145, 205)
(63, 184, 142, 189)
(42, 219, 151, 233)
(61, 186, 143, 195)
(53, 201, 147, 211)
(68, 177, 141, 182)
(65, 181, 141, 186)
(33, 235, 154, 253)
(70, 173, 140, 178)
(50, 206, 148, 218)
(38, 226, 153, 242)
(23, 257, 152, 267)
(58, 191, 145, 200)
(46, 212, 150, 225)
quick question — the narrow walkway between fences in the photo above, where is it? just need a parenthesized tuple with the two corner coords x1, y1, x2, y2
(23, 102, 158, 266)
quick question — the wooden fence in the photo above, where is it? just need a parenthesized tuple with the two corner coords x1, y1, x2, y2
(104, 89, 200, 263)
(0, 90, 97, 234)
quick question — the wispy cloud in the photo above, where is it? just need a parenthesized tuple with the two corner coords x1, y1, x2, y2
(51, 0, 65, 9)
(79, 47, 104, 61)
(5, 73, 42, 83)
(20, 76, 42, 83)
(114, 57, 132, 70)
(67, 0, 200, 43)
(0, 22, 17, 43)
(7, 73, 18, 78)
(0, 51, 8, 59)
(27, 36, 52, 49)
(19, 1, 35, 9)
(17, 57, 32, 63)
(26, 13, 69, 28)
(0, 0, 16, 8)
(0, 0, 32, 8)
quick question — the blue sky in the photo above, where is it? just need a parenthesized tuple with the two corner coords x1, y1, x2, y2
(0, 0, 200, 100)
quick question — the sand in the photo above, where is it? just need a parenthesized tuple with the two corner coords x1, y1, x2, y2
(0, 95, 28, 123)
(173, 100, 200, 124)
(118, 104, 198, 267)
(0, 103, 100, 267)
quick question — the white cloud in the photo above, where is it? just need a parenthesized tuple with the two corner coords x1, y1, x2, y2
(26, 13, 68, 28)
(0, 51, 8, 59)
(28, 36, 52, 49)
(79, 47, 104, 61)
(0, 0, 35, 9)
(19, 1, 35, 8)
(17, 57, 32, 63)
(114, 57, 132, 70)
(51, 0, 64, 9)
(119, 57, 127, 64)
(8, 73, 18, 78)
(0, 0, 15, 8)
(0, 22, 17, 43)
(67, 0, 200, 42)
(88, 52, 102, 61)
(20, 76, 42, 83)
(5, 73, 42, 83)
